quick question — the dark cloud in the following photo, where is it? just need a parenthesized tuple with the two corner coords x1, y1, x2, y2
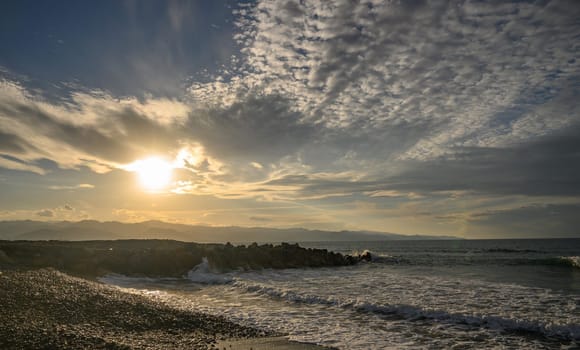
(301, 118, 443, 171)
(245, 172, 391, 201)
(0, 89, 185, 168)
(186, 93, 315, 162)
(0, 131, 36, 154)
(244, 123, 580, 200)
(249, 216, 273, 222)
(387, 124, 580, 197)
(0, 101, 137, 163)
(468, 203, 580, 238)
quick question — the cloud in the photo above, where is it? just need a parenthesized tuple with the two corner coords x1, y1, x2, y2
(0, 79, 186, 172)
(48, 183, 95, 190)
(185, 93, 316, 163)
(0, 0, 579, 239)
(0, 77, 319, 186)
(0, 130, 37, 154)
(467, 203, 580, 238)
(249, 216, 273, 222)
(0, 155, 45, 174)
(172, 0, 580, 199)
(78, 183, 95, 189)
(7, 206, 89, 221)
(170, 119, 580, 202)
(36, 209, 54, 217)
(367, 191, 424, 200)
(229, 0, 578, 148)
(385, 124, 580, 197)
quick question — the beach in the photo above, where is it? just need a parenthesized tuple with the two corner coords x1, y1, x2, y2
(0, 268, 326, 349)
(105, 239, 579, 349)
(2, 239, 578, 349)
(0, 240, 356, 349)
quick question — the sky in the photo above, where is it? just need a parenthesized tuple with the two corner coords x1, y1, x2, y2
(0, 0, 579, 239)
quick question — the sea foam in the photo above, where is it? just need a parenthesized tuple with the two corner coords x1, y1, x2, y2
(558, 256, 580, 269)
(186, 257, 233, 284)
(232, 278, 580, 341)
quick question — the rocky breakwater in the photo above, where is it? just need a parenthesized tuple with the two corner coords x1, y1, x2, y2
(204, 242, 367, 271)
(0, 240, 371, 278)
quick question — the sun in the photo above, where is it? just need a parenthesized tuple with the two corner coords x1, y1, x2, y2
(128, 157, 173, 191)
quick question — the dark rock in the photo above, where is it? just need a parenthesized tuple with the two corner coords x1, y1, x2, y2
(359, 250, 372, 262)
(0, 240, 359, 277)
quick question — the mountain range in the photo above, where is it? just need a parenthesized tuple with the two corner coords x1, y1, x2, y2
(0, 220, 460, 242)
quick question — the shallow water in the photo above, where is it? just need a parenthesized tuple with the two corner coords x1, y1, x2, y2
(101, 239, 580, 349)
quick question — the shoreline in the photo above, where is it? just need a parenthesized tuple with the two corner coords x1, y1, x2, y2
(216, 337, 331, 350)
(0, 268, 330, 349)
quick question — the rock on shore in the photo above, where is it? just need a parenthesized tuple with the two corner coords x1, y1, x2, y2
(0, 268, 266, 349)
(0, 240, 363, 278)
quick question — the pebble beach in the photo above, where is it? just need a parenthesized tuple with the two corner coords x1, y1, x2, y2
(0, 268, 266, 349)
(0, 240, 344, 349)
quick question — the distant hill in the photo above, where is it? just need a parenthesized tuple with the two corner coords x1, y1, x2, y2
(0, 220, 460, 242)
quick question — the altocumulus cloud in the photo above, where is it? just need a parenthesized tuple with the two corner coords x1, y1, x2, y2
(186, 0, 580, 197)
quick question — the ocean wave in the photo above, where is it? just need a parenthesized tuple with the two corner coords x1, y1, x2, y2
(99, 258, 234, 286)
(98, 273, 182, 287)
(369, 254, 408, 264)
(355, 302, 580, 341)
(522, 256, 580, 269)
(186, 257, 233, 284)
(232, 280, 580, 341)
(555, 256, 580, 269)
(349, 250, 406, 264)
(358, 252, 580, 269)
(482, 248, 543, 253)
(97, 274, 194, 295)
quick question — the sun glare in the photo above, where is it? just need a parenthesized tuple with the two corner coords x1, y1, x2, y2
(129, 157, 173, 191)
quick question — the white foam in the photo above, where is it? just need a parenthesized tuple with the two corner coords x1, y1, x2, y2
(232, 277, 580, 341)
(98, 273, 179, 288)
(559, 256, 580, 269)
(100, 263, 580, 349)
(186, 257, 233, 284)
(256, 267, 577, 345)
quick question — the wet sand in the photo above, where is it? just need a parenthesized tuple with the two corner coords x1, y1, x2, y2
(216, 337, 330, 350)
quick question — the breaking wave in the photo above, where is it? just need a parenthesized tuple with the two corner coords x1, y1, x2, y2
(556, 256, 580, 269)
(186, 257, 233, 284)
(232, 280, 580, 341)
(353, 250, 580, 269)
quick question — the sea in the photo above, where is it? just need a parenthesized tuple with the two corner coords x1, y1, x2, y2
(100, 239, 580, 349)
